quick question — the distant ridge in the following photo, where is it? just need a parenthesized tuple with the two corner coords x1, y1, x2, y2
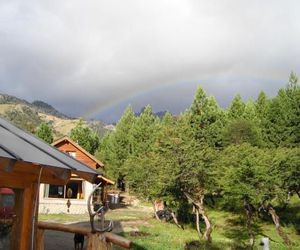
(0, 93, 70, 119)
(0, 93, 30, 105)
(32, 100, 70, 119)
(0, 93, 109, 139)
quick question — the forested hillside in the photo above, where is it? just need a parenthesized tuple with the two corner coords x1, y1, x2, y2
(97, 73, 300, 248)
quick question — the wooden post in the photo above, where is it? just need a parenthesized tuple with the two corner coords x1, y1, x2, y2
(10, 189, 23, 250)
(87, 233, 112, 250)
(36, 229, 45, 250)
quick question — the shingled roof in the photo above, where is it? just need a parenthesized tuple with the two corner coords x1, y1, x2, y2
(0, 117, 98, 183)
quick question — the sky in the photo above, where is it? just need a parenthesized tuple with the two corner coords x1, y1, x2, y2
(0, 0, 299, 123)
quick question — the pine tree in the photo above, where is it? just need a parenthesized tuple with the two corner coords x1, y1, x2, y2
(70, 120, 99, 154)
(36, 122, 53, 144)
(96, 106, 136, 178)
(130, 105, 158, 157)
(189, 86, 225, 147)
(263, 73, 300, 147)
(227, 94, 246, 120)
(255, 91, 269, 145)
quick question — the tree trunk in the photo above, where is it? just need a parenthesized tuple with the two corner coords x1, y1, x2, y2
(170, 211, 184, 229)
(195, 207, 202, 239)
(244, 201, 255, 248)
(184, 192, 212, 242)
(268, 206, 291, 245)
(201, 210, 212, 242)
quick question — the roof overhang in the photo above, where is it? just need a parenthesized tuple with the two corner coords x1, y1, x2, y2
(0, 117, 98, 185)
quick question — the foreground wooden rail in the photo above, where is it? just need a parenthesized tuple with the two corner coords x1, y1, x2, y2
(37, 221, 132, 250)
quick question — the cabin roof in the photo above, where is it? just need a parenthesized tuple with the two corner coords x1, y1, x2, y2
(0, 117, 98, 182)
(52, 136, 104, 168)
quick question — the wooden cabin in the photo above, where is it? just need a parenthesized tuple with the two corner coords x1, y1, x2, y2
(0, 118, 129, 250)
(39, 136, 113, 214)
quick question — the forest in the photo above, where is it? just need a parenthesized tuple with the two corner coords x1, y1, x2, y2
(95, 73, 300, 248)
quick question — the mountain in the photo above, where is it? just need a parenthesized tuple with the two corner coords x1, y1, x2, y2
(32, 100, 70, 119)
(0, 93, 30, 105)
(135, 107, 168, 119)
(0, 93, 109, 139)
(0, 93, 69, 118)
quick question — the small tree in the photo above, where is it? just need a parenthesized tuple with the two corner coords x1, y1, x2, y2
(70, 120, 99, 154)
(36, 122, 53, 144)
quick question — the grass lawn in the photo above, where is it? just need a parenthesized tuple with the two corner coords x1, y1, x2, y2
(39, 200, 300, 250)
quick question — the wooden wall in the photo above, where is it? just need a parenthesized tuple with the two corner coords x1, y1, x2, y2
(55, 141, 99, 169)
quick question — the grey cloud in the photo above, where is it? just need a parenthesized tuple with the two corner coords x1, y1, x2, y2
(0, 0, 299, 122)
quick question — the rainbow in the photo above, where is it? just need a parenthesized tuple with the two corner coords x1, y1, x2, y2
(80, 81, 190, 119)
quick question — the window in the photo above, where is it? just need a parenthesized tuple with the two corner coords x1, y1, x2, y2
(47, 185, 65, 198)
(67, 151, 76, 158)
(44, 180, 84, 199)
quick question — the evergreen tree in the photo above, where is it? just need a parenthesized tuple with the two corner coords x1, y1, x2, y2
(255, 91, 269, 145)
(227, 94, 246, 120)
(189, 86, 225, 147)
(285, 72, 300, 146)
(97, 106, 136, 178)
(255, 91, 269, 119)
(130, 105, 158, 157)
(222, 119, 262, 146)
(264, 73, 300, 147)
(70, 120, 99, 154)
(224, 97, 262, 146)
(36, 122, 53, 144)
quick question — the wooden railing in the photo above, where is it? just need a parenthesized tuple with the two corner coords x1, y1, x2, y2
(37, 221, 132, 250)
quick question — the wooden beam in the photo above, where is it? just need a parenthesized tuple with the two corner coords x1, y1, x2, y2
(38, 221, 91, 235)
(0, 170, 36, 188)
(37, 222, 132, 249)
(104, 232, 132, 249)
(40, 167, 71, 185)
(73, 170, 96, 183)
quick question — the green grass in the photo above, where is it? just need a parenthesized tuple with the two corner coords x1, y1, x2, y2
(39, 213, 90, 223)
(39, 200, 300, 250)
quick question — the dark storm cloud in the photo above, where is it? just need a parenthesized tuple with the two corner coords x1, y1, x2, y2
(0, 0, 299, 122)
